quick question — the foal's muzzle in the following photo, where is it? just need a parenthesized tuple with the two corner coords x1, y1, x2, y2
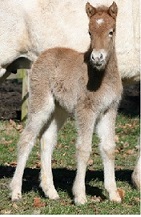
(90, 49, 107, 70)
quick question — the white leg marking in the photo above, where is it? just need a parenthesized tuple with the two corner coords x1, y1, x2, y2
(10, 125, 38, 201)
(73, 110, 95, 205)
(40, 106, 68, 200)
(96, 108, 121, 202)
(132, 148, 141, 190)
(10, 95, 55, 201)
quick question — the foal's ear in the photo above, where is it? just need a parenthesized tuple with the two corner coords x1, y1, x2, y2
(86, 2, 96, 18)
(108, 2, 118, 19)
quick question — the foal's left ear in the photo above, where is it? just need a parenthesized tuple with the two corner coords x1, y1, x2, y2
(108, 2, 118, 19)
(86, 2, 96, 18)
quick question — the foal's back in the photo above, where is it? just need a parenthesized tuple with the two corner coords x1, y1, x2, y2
(34, 47, 86, 81)
(30, 47, 88, 112)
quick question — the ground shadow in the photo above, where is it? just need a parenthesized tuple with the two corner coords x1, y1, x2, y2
(0, 165, 134, 200)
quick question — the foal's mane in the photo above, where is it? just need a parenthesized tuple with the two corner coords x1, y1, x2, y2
(95, 5, 109, 13)
(93, 4, 117, 19)
(91, 5, 115, 19)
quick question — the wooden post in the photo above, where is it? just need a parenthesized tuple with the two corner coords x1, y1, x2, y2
(21, 69, 29, 121)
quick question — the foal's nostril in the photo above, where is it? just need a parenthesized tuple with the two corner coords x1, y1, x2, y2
(100, 53, 103, 60)
(91, 53, 95, 61)
(90, 50, 107, 69)
(91, 52, 104, 62)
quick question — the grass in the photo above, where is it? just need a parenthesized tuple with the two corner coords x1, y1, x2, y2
(0, 112, 140, 214)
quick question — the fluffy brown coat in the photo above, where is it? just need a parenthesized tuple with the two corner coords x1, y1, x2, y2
(10, 2, 123, 205)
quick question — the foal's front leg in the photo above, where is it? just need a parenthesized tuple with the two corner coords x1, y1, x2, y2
(96, 107, 121, 202)
(73, 110, 95, 205)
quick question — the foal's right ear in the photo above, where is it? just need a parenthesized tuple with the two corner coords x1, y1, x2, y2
(86, 2, 96, 18)
(108, 2, 118, 19)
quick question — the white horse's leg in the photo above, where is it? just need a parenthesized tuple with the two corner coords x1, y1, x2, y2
(10, 96, 55, 201)
(132, 149, 141, 190)
(96, 107, 121, 202)
(72, 110, 95, 205)
(40, 107, 68, 200)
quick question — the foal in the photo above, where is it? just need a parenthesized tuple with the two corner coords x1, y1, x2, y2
(10, 2, 123, 205)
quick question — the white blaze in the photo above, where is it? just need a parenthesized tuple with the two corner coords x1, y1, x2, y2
(96, 18, 104, 25)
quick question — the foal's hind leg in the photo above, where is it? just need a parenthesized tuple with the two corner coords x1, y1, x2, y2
(72, 110, 95, 205)
(96, 107, 121, 202)
(10, 95, 55, 201)
(40, 106, 68, 200)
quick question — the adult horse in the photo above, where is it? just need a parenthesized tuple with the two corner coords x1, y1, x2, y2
(0, 0, 140, 189)
(0, 0, 140, 83)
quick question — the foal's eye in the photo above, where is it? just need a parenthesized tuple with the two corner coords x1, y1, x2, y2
(88, 31, 91, 37)
(109, 30, 114, 37)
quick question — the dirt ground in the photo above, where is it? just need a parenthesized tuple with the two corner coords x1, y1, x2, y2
(0, 79, 140, 120)
(0, 80, 22, 120)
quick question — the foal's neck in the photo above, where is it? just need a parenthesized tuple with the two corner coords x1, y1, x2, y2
(84, 48, 117, 92)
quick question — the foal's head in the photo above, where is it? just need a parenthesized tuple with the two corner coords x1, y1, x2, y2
(86, 2, 118, 70)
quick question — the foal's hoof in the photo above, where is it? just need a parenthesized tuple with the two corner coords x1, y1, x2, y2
(9, 182, 22, 201)
(74, 196, 87, 205)
(44, 189, 60, 200)
(109, 190, 122, 203)
(132, 171, 141, 190)
(11, 191, 22, 202)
